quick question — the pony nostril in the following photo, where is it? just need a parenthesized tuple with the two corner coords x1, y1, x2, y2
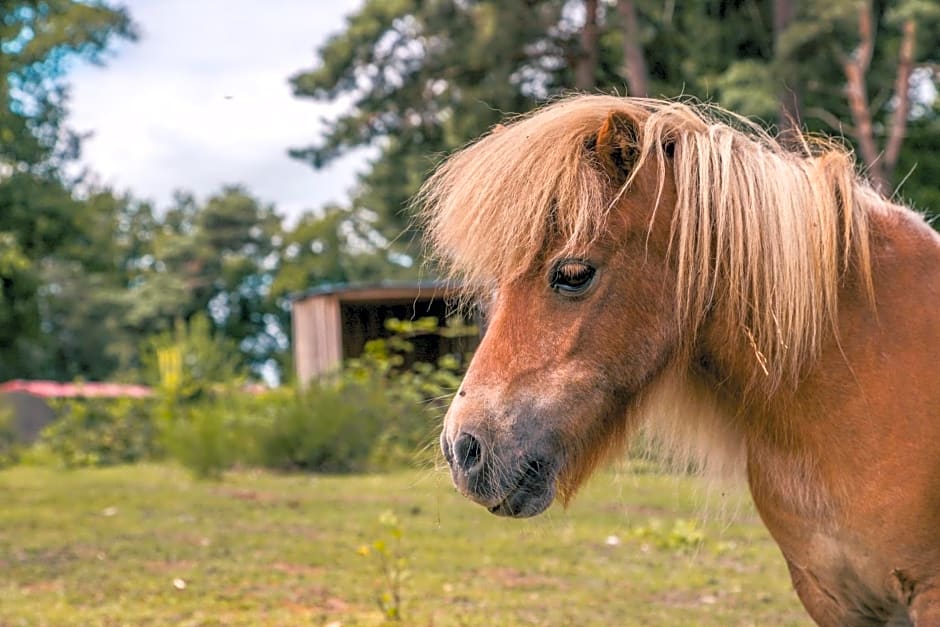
(454, 432, 484, 475)
(440, 431, 454, 465)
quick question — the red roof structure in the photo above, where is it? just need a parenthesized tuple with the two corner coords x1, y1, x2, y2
(0, 380, 154, 399)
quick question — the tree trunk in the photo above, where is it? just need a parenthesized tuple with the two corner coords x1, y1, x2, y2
(575, 0, 599, 90)
(773, 0, 801, 137)
(617, 0, 649, 96)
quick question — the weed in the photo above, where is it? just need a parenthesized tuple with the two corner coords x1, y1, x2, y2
(631, 517, 706, 551)
(358, 509, 409, 621)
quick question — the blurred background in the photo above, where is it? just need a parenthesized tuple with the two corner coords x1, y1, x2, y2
(1, 0, 938, 389)
(0, 1, 938, 624)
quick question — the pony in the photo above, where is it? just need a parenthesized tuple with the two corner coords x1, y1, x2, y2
(418, 95, 940, 626)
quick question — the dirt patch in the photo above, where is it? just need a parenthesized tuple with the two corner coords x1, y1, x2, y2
(271, 561, 325, 577)
(217, 488, 281, 503)
(478, 567, 561, 590)
(18, 579, 64, 594)
(145, 559, 198, 574)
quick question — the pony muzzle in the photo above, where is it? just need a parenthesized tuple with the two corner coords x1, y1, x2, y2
(442, 428, 558, 518)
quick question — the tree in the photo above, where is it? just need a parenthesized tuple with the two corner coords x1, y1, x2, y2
(834, 1, 920, 192)
(289, 0, 590, 265)
(575, 0, 599, 90)
(130, 186, 283, 375)
(616, 0, 648, 97)
(290, 0, 790, 254)
(0, 1, 136, 172)
(773, 0, 801, 136)
(0, 0, 136, 380)
(297, 0, 939, 237)
(271, 204, 411, 301)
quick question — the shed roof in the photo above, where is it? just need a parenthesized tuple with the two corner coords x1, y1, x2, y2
(291, 280, 460, 304)
(0, 380, 154, 399)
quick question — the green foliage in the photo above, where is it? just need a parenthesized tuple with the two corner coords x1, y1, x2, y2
(253, 383, 394, 474)
(147, 315, 253, 478)
(135, 187, 285, 375)
(161, 393, 253, 480)
(0, 2, 141, 381)
(0, 0, 136, 172)
(37, 398, 157, 467)
(270, 205, 413, 303)
(712, 60, 780, 120)
(147, 314, 246, 401)
(346, 317, 473, 468)
(297, 0, 939, 233)
(161, 380, 413, 478)
(158, 317, 471, 478)
(290, 0, 576, 262)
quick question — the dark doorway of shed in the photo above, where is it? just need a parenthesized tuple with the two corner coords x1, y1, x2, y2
(339, 299, 476, 368)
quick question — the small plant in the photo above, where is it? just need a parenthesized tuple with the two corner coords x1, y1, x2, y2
(357, 510, 409, 622)
(631, 518, 706, 551)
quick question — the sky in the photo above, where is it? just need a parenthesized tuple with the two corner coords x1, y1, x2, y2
(68, 0, 364, 222)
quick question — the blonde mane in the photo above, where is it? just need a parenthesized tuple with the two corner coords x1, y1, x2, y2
(418, 94, 878, 394)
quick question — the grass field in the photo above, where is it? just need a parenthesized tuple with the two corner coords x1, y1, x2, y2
(0, 463, 809, 626)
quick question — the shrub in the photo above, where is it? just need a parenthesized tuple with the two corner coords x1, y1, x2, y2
(38, 398, 158, 467)
(163, 399, 256, 479)
(344, 317, 471, 469)
(256, 383, 394, 473)
(123, 316, 472, 478)
(161, 382, 407, 477)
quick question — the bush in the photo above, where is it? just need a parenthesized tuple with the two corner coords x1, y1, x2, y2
(343, 317, 470, 469)
(37, 398, 158, 467)
(159, 383, 401, 477)
(162, 402, 231, 479)
(30, 316, 472, 478)
(163, 322, 466, 477)
(176, 316, 468, 477)
(256, 383, 395, 473)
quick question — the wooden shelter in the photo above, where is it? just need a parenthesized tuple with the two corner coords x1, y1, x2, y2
(291, 281, 477, 385)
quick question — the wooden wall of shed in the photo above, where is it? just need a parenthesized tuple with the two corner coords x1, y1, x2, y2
(292, 295, 342, 386)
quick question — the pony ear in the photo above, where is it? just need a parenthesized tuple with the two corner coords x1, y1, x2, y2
(589, 112, 640, 184)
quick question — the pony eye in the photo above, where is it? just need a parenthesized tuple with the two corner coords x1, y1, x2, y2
(549, 260, 596, 296)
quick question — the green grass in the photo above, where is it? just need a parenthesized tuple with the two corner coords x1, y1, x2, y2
(0, 463, 809, 626)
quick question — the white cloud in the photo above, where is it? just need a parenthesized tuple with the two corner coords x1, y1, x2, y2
(67, 0, 365, 220)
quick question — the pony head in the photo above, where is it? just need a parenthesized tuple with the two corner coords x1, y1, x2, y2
(419, 95, 871, 517)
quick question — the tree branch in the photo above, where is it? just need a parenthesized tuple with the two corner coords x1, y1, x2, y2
(882, 19, 916, 181)
(806, 106, 858, 137)
(773, 0, 801, 137)
(841, 0, 885, 190)
(856, 1, 875, 72)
